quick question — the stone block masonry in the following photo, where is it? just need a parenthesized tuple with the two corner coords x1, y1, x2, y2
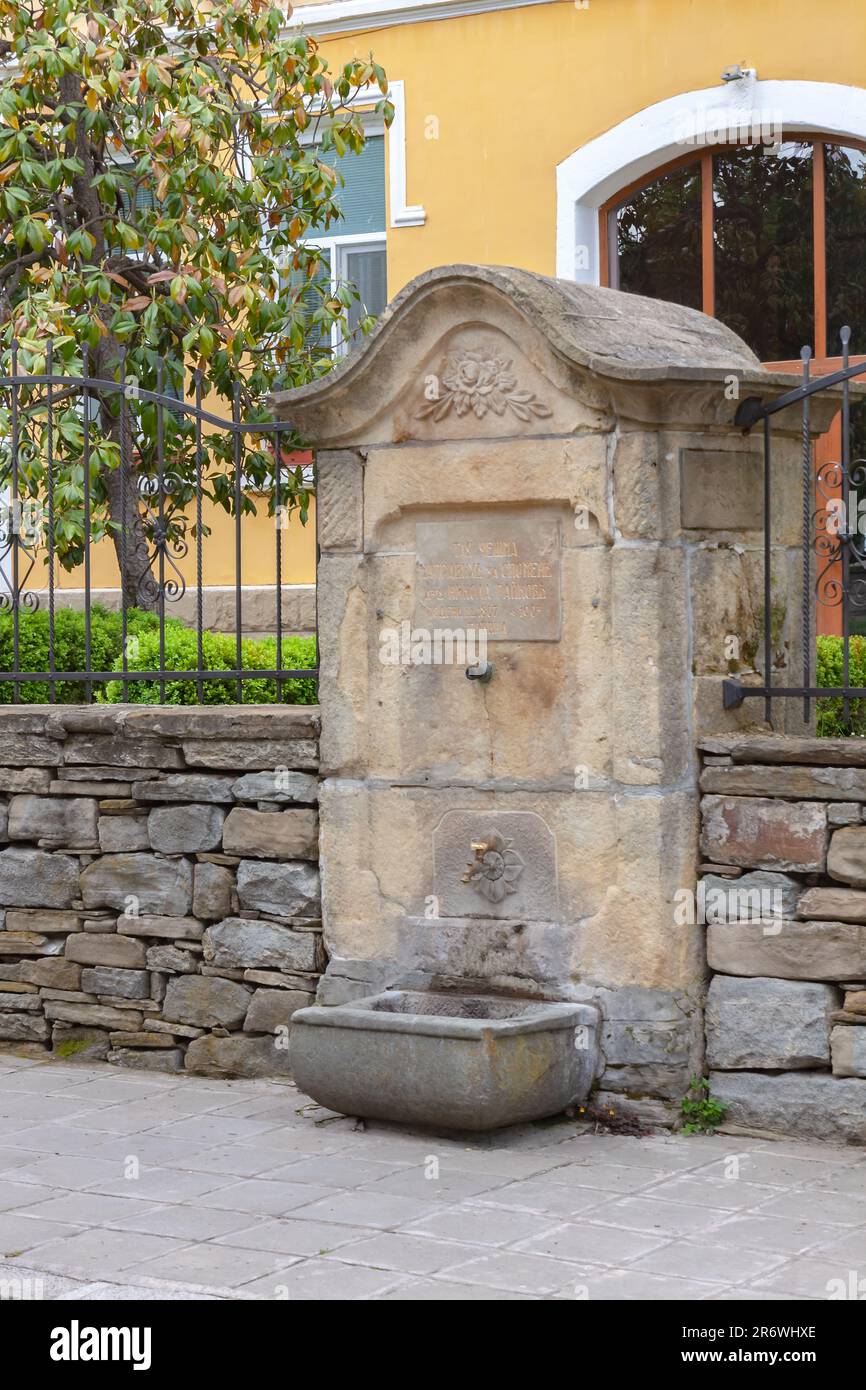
(699, 733, 866, 1144)
(0, 705, 321, 1078)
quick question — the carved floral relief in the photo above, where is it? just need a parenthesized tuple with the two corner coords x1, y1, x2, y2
(462, 830, 525, 904)
(415, 348, 551, 424)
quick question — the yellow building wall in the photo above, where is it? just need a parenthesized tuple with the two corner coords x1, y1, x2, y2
(63, 496, 316, 591)
(51, 0, 866, 597)
(319, 0, 866, 294)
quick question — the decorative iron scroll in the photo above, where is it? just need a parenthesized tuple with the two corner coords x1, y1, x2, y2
(813, 457, 866, 612)
(136, 471, 189, 604)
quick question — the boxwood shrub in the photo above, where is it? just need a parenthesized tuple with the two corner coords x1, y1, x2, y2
(0, 605, 316, 705)
(816, 634, 866, 737)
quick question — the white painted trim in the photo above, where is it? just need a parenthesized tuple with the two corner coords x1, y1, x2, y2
(303, 232, 388, 353)
(286, 0, 555, 39)
(385, 79, 426, 227)
(312, 79, 425, 228)
(556, 79, 866, 285)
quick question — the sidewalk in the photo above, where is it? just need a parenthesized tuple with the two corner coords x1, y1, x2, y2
(0, 1053, 863, 1301)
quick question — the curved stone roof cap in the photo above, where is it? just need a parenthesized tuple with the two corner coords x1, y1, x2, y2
(272, 263, 767, 425)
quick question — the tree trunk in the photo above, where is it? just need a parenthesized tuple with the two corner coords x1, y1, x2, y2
(95, 353, 159, 614)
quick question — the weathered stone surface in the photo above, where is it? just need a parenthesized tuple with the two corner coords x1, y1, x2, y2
(80, 967, 150, 1000)
(183, 738, 318, 771)
(43, 1001, 143, 1030)
(701, 763, 866, 801)
(162, 974, 251, 1029)
(231, 771, 318, 804)
(60, 765, 157, 783)
(51, 1023, 109, 1060)
(828, 802, 862, 826)
(185, 1032, 291, 1078)
(586, 985, 700, 1099)
(706, 975, 838, 1069)
(7, 794, 98, 848)
(844, 989, 866, 1014)
(701, 796, 826, 872)
(0, 980, 35, 992)
(98, 817, 150, 852)
(41, 988, 96, 1003)
(134, 775, 235, 803)
(317, 448, 364, 550)
(65, 934, 147, 968)
(203, 918, 318, 972)
(0, 768, 51, 793)
(245, 968, 318, 989)
(108, 1031, 173, 1047)
(0, 991, 42, 1011)
(149, 1019, 203, 1037)
(0, 735, 61, 766)
(710, 1069, 866, 1143)
(19, 957, 81, 989)
(123, 705, 318, 740)
(797, 886, 866, 922)
(145, 944, 199, 973)
(0, 849, 79, 908)
(108, 1047, 184, 1071)
(80, 854, 192, 915)
(0, 932, 65, 956)
(192, 863, 234, 921)
(699, 871, 801, 922)
(147, 803, 225, 855)
(729, 736, 866, 768)
(222, 808, 318, 861)
(708, 919, 866, 981)
(235, 861, 320, 918)
(62, 734, 183, 770)
(117, 914, 202, 941)
(5, 909, 80, 934)
(0, 1011, 49, 1041)
(53, 780, 131, 798)
(244, 988, 314, 1033)
(831, 1025, 866, 1078)
(828, 826, 866, 888)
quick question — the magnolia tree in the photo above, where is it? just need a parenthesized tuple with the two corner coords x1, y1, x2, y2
(0, 0, 391, 606)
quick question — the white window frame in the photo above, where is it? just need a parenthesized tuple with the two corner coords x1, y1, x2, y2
(303, 231, 388, 356)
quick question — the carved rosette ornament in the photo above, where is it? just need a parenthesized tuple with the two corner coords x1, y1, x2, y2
(462, 830, 525, 904)
(415, 349, 552, 424)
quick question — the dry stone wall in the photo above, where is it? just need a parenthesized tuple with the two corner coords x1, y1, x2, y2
(0, 705, 322, 1077)
(699, 733, 866, 1143)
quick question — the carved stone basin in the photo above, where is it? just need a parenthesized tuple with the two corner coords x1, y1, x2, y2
(290, 990, 600, 1131)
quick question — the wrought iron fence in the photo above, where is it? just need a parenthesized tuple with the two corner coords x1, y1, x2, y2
(0, 347, 316, 704)
(724, 328, 866, 729)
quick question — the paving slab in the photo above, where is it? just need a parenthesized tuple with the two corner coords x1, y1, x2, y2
(0, 1055, 865, 1301)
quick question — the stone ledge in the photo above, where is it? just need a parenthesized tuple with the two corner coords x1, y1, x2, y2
(710, 1070, 866, 1144)
(699, 734, 866, 768)
(0, 704, 320, 742)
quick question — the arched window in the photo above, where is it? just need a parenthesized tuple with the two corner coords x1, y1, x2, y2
(601, 137, 866, 366)
(602, 137, 866, 637)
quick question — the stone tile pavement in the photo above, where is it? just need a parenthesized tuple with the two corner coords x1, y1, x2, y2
(0, 1053, 864, 1301)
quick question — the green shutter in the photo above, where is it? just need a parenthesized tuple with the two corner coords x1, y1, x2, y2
(319, 136, 386, 236)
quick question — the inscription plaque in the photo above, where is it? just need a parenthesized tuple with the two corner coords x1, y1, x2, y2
(414, 515, 561, 641)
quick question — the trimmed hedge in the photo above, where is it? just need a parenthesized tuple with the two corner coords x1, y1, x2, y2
(101, 627, 317, 705)
(817, 634, 866, 737)
(0, 606, 316, 705)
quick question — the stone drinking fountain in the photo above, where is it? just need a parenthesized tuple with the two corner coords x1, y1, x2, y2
(275, 264, 806, 1131)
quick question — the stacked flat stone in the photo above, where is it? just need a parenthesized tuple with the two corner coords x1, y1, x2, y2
(699, 733, 866, 1143)
(0, 706, 322, 1078)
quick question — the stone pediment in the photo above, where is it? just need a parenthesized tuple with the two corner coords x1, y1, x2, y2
(272, 263, 779, 448)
